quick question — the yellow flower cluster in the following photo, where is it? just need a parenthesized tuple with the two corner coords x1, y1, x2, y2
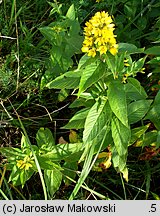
(81, 11, 118, 57)
(16, 155, 33, 171)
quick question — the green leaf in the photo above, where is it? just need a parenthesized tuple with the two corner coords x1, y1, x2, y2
(20, 170, 28, 188)
(156, 131, 160, 148)
(118, 43, 144, 54)
(137, 17, 147, 30)
(39, 27, 59, 45)
(40, 142, 83, 161)
(69, 100, 111, 199)
(154, 90, 160, 105)
(130, 124, 150, 145)
(50, 46, 73, 72)
(36, 128, 55, 149)
(0, 147, 26, 158)
(105, 53, 116, 74)
(147, 57, 160, 64)
(65, 35, 83, 55)
(79, 99, 112, 163)
(9, 165, 34, 187)
(62, 162, 78, 185)
(151, 192, 160, 200)
(66, 4, 75, 20)
(21, 133, 30, 149)
(8, 165, 21, 185)
(128, 100, 152, 124)
(44, 168, 62, 197)
(94, 129, 113, 153)
(142, 131, 158, 147)
(46, 70, 81, 89)
(108, 80, 128, 127)
(111, 116, 131, 157)
(62, 108, 90, 129)
(37, 157, 62, 170)
(116, 52, 125, 72)
(68, 19, 81, 36)
(77, 54, 93, 70)
(145, 104, 160, 130)
(125, 78, 147, 101)
(112, 143, 128, 172)
(78, 61, 106, 96)
(58, 89, 70, 102)
(83, 99, 110, 144)
(48, 1, 62, 16)
(69, 97, 94, 108)
(133, 56, 146, 72)
(144, 91, 160, 130)
(144, 46, 160, 55)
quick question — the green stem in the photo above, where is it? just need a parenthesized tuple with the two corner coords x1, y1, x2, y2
(120, 173, 127, 200)
(0, 189, 9, 200)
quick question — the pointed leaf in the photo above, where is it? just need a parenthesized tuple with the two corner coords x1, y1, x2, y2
(111, 116, 131, 156)
(156, 131, 160, 148)
(145, 104, 160, 130)
(108, 80, 128, 127)
(142, 131, 158, 147)
(130, 124, 150, 145)
(154, 90, 160, 105)
(46, 70, 81, 89)
(125, 77, 147, 101)
(69, 103, 111, 199)
(66, 4, 75, 20)
(78, 61, 106, 96)
(0, 147, 26, 158)
(58, 89, 69, 102)
(40, 142, 83, 161)
(77, 54, 93, 70)
(21, 133, 30, 149)
(110, 145, 127, 172)
(62, 108, 90, 129)
(63, 161, 78, 185)
(144, 46, 160, 55)
(80, 100, 112, 162)
(128, 100, 152, 124)
(118, 43, 144, 54)
(69, 97, 94, 108)
(36, 128, 55, 149)
(83, 99, 111, 143)
(44, 168, 62, 197)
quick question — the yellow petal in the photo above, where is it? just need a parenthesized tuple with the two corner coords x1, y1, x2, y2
(110, 47, 118, 55)
(81, 46, 89, 53)
(98, 152, 109, 159)
(69, 130, 78, 143)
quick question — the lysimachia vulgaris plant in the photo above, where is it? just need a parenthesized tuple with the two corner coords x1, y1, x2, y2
(0, 3, 159, 199)
(44, 5, 150, 199)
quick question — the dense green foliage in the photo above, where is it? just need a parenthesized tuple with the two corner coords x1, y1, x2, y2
(0, 0, 160, 200)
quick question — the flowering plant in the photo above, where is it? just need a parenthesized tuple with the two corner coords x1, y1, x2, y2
(41, 5, 154, 199)
(82, 11, 118, 57)
(1, 3, 159, 200)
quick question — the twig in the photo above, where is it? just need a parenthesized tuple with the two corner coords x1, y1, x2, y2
(0, 35, 16, 40)
(14, 0, 20, 92)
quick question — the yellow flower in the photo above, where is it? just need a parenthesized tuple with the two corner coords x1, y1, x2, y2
(81, 46, 89, 52)
(16, 155, 33, 171)
(97, 45, 107, 55)
(110, 45, 118, 55)
(98, 152, 112, 169)
(96, 0, 103, 3)
(124, 63, 130, 67)
(88, 47, 96, 57)
(82, 11, 118, 57)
